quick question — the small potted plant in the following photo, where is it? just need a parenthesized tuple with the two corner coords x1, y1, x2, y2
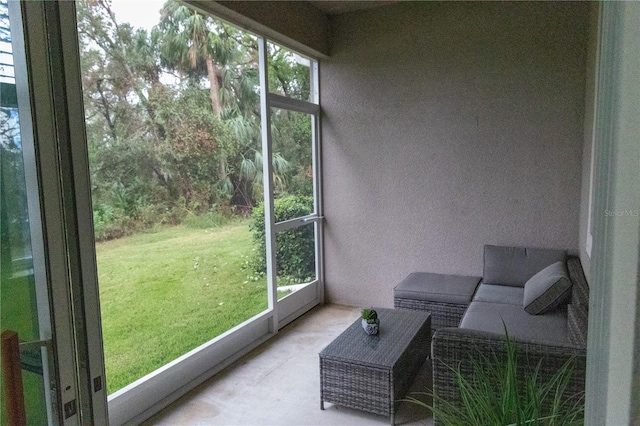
(361, 308, 380, 335)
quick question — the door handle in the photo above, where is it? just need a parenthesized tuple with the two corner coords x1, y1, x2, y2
(19, 338, 52, 376)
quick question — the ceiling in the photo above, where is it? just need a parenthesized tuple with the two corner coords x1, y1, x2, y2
(308, 1, 398, 15)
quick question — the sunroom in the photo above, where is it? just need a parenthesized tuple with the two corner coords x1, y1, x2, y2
(0, 1, 638, 425)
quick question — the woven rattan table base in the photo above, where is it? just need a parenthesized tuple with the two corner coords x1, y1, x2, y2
(394, 297, 467, 329)
(319, 308, 431, 425)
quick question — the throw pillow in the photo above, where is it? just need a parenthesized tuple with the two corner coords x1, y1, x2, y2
(523, 261, 572, 315)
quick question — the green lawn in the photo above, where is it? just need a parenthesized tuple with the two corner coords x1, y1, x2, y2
(97, 220, 268, 394)
(0, 274, 48, 425)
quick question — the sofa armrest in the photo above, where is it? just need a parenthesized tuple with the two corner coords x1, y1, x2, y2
(431, 327, 586, 422)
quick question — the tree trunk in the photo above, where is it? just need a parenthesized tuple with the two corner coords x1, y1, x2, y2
(206, 54, 222, 118)
(206, 54, 226, 181)
(96, 78, 117, 142)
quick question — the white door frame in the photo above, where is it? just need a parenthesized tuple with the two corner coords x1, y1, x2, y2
(585, 1, 640, 424)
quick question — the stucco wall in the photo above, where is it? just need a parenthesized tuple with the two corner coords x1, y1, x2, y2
(321, 1, 589, 307)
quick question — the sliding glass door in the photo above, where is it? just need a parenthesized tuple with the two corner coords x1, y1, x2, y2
(1, 1, 107, 424)
(3, 0, 324, 423)
(45, 1, 324, 423)
(1, 3, 53, 422)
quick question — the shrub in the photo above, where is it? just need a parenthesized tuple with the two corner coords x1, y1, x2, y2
(92, 208, 142, 241)
(183, 206, 232, 229)
(251, 195, 315, 283)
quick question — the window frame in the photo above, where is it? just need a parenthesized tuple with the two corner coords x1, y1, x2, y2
(258, 37, 324, 328)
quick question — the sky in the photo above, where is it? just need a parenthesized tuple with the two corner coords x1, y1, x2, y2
(109, 0, 166, 31)
(3, 0, 164, 84)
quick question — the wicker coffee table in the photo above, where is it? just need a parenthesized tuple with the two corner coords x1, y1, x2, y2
(319, 308, 431, 425)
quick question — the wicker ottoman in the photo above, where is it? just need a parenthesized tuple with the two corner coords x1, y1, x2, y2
(319, 308, 431, 425)
(394, 272, 481, 329)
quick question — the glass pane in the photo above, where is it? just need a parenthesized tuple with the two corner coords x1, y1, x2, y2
(270, 108, 314, 207)
(267, 42, 312, 103)
(0, 1, 48, 422)
(75, 0, 268, 394)
(276, 223, 316, 301)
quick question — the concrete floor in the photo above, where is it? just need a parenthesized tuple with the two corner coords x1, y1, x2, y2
(145, 305, 434, 425)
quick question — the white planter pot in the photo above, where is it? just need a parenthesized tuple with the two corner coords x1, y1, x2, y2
(361, 319, 379, 335)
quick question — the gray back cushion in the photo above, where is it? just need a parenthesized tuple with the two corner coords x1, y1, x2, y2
(483, 245, 567, 287)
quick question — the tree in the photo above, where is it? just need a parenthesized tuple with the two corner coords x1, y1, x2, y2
(77, 0, 165, 140)
(75, 0, 314, 239)
(268, 43, 311, 101)
(154, 1, 229, 191)
(155, 2, 221, 116)
(77, 0, 165, 236)
(154, 2, 264, 207)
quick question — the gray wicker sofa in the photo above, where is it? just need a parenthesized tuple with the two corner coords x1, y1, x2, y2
(431, 245, 589, 420)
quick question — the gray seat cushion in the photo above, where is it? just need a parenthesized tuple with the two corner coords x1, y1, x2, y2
(393, 272, 481, 305)
(460, 301, 568, 345)
(523, 261, 572, 315)
(472, 284, 524, 305)
(483, 245, 567, 287)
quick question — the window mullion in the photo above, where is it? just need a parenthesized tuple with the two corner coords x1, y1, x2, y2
(273, 214, 319, 233)
(267, 93, 319, 115)
(258, 37, 278, 328)
(311, 59, 324, 304)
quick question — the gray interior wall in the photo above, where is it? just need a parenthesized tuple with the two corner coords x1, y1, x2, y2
(321, 1, 589, 307)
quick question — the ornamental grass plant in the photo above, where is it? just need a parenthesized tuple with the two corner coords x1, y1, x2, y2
(406, 328, 585, 426)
